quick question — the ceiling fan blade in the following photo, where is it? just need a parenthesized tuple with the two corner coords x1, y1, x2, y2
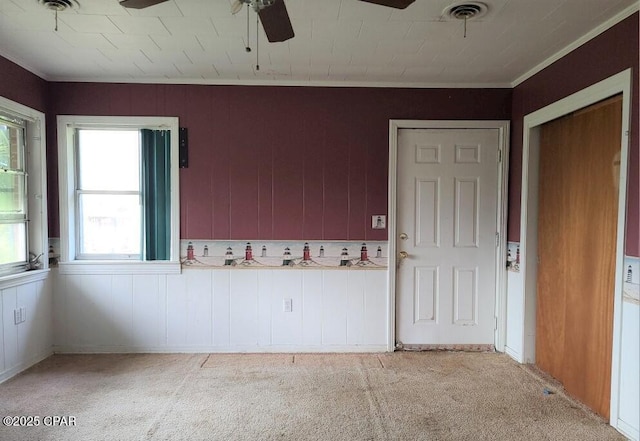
(357, 0, 415, 9)
(258, 0, 294, 43)
(119, 0, 170, 9)
(231, 0, 244, 15)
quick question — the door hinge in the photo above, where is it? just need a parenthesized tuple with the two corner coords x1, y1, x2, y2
(495, 232, 499, 247)
(494, 317, 498, 331)
(498, 149, 502, 163)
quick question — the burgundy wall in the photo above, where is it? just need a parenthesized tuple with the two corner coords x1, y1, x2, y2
(0, 57, 47, 114)
(509, 13, 639, 257)
(47, 84, 511, 240)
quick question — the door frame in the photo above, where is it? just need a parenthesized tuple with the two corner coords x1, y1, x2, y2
(519, 69, 632, 428)
(388, 120, 511, 352)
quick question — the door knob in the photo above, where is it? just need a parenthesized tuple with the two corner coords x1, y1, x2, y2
(397, 251, 409, 269)
(399, 233, 408, 240)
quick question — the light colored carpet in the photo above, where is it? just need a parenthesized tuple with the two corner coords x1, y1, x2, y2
(0, 352, 624, 441)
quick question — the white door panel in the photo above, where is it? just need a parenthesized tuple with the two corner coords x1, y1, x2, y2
(396, 128, 499, 345)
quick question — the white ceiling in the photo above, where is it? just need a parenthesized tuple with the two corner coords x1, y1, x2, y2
(0, 0, 637, 87)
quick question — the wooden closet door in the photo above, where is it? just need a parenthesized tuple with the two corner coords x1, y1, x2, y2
(536, 96, 622, 419)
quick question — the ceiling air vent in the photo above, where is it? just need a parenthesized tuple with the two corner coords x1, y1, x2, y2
(444, 2, 488, 21)
(443, 2, 488, 37)
(38, 0, 78, 11)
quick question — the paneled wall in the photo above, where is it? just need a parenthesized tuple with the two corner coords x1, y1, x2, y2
(0, 56, 47, 113)
(53, 268, 387, 352)
(47, 84, 511, 241)
(0, 276, 53, 383)
(510, 13, 639, 256)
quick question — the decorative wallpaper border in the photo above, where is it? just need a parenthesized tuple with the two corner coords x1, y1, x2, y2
(180, 240, 388, 270)
(505, 244, 638, 304)
(506, 242, 521, 272)
(624, 255, 639, 305)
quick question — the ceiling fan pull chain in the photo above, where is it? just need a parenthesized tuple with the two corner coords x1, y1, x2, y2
(256, 12, 260, 71)
(55, 9, 58, 32)
(245, 5, 251, 52)
(463, 15, 467, 38)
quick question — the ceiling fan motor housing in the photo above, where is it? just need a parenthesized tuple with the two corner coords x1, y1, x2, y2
(241, 0, 276, 11)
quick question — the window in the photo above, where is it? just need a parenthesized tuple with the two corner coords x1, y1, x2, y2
(58, 116, 180, 273)
(0, 97, 48, 281)
(76, 129, 142, 258)
(0, 115, 27, 272)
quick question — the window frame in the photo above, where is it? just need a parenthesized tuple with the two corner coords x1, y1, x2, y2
(57, 116, 180, 275)
(0, 96, 48, 285)
(74, 128, 143, 260)
(0, 115, 28, 273)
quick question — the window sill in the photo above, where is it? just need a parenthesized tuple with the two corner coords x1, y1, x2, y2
(57, 261, 181, 275)
(0, 269, 50, 290)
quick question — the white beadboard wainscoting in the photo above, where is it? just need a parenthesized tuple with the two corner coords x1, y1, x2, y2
(0, 272, 53, 383)
(504, 268, 524, 363)
(52, 268, 388, 353)
(618, 299, 639, 439)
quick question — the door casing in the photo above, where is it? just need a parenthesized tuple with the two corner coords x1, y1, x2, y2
(519, 69, 632, 430)
(388, 120, 511, 353)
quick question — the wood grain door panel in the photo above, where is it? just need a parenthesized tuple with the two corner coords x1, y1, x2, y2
(536, 95, 622, 419)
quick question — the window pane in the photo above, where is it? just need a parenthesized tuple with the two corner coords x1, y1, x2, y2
(0, 172, 26, 218)
(78, 130, 140, 191)
(0, 222, 26, 265)
(78, 194, 141, 256)
(0, 124, 24, 171)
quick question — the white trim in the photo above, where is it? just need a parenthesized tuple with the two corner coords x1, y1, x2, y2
(57, 261, 181, 275)
(0, 96, 49, 276)
(496, 124, 510, 352)
(511, 3, 639, 87)
(387, 120, 510, 353)
(504, 346, 523, 363)
(519, 69, 631, 433)
(53, 345, 388, 354)
(45, 77, 512, 89)
(0, 96, 44, 120)
(617, 420, 640, 441)
(0, 349, 53, 384)
(0, 269, 49, 290)
(57, 115, 181, 266)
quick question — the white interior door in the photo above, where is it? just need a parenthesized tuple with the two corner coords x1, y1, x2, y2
(396, 128, 500, 346)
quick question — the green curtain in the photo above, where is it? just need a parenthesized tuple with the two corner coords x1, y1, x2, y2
(141, 129, 171, 260)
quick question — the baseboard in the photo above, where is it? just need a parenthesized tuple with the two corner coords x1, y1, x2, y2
(0, 349, 53, 384)
(505, 346, 524, 363)
(616, 419, 639, 441)
(53, 345, 390, 354)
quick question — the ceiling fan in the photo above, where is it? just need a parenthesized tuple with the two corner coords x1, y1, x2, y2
(119, 0, 416, 43)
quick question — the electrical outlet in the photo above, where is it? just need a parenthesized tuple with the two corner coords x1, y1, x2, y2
(13, 308, 25, 324)
(283, 298, 292, 313)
